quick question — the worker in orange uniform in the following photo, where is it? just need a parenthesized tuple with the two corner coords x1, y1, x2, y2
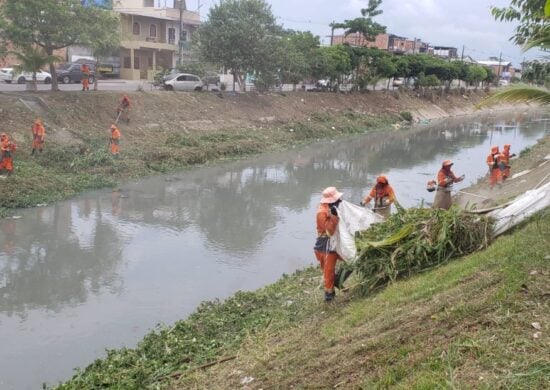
(313, 186, 343, 302)
(0, 133, 17, 176)
(360, 175, 396, 219)
(81, 64, 90, 91)
(432, 160, 465, 210)
(117, 95, 131, 123)
(110, 124, 121, 157)
(501, 144, 516, 180)
(486, 146, 504, 189)
(31, 119, 45, 155)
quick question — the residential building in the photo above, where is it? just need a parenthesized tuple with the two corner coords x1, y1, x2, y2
(113, 0, 200, 80)
(432, 46, 458, 59)
(477, 59, 515, 80)
(331, 32, 429, 54)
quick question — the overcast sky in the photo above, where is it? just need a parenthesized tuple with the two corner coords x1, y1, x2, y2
(175, 0, 543, 65)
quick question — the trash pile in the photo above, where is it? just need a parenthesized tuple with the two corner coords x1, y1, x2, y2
(352, 207, 493, 291)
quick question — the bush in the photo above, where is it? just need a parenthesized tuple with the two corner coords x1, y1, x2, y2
(400, 111, 413, 122)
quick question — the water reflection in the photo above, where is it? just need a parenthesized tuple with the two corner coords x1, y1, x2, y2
(0, 110, 547, 389)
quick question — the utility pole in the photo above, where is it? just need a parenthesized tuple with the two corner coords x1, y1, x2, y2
(178, 0, 187, 66)
(460, 45, 464, 62)
(330, 21, 335, 46)
(497, 52, 502, 80)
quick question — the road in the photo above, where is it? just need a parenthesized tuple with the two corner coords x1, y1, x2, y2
(0, 79, 158, 92)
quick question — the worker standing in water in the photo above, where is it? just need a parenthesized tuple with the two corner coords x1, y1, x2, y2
(501, 144, 516, 180)
(486, 146, 504, 189)
(110, 124, 121, 157)
(313, 187, 343, 302)
(31, 119, 45, 155)
(360, 175, 396, 219)
(432, 160, 465, 210)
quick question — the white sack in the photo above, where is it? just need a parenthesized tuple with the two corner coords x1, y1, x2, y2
(490, 182, 550, 237)
(330, 200, 384, 261)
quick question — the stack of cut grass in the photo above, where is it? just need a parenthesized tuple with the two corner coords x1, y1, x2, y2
(353, 207, 493, 292)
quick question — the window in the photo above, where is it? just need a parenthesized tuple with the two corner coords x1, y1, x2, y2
(180, 30, 188, 42)
(177, 75, 187, 81)
(134, 57, 140, 69)
(149, 24, 157, 38)
(168, 28, 176, 44)
(133, 22, 140, 35)
(123, 57, 131, 68)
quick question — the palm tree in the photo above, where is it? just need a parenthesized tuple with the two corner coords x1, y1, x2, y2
(478, 24, 549, 108)
(11, 46, 60, 91)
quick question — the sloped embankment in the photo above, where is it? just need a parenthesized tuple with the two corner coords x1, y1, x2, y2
(53, 209, 549, 389)
(0, 90, 488, 212)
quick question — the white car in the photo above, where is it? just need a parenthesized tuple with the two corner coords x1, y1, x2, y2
(164, 73, 203, 91)
(498, 79, 509, 87)
(0, 67, 53, 84)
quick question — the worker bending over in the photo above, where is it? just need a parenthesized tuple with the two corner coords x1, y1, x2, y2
(313, 186, 343, 302)
(432, 160, 464, 210)
(361, 175, 396, 219)
(117, 95, 131, 123)
(486, 146, 504, 189)
(501, 144, 516, 180)
(0, 133, 17, 176)
(110, 124, 121, 157)
(31, 119, 45, 155)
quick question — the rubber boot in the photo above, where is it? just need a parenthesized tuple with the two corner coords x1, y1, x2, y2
(324, 291, 335, 302)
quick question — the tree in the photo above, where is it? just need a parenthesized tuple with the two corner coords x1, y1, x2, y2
(0, 0, 120, 91)
(332, 0, 386, 46)
(310, 45, 352, 90)
(480, 0, 550, 107)
(198, 0, 280, 92)
(491, 0, 548, 45)
(466, 65, 488, 90)
(11, 46, 60, 91)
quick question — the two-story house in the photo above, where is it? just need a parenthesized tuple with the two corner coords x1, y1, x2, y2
(114, 0, 200, 80)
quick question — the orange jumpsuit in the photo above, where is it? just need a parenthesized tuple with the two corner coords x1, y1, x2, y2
(486, 146, 504, 189)
(313, 203, 340, 293)
(82, 64, 90, 91)
(363, 183, 396, 219)
(110, 126, 121, 155)
(117, 95, 131, 123)
(501, 144, 514, 179)
(0, 134, 16, 173)
(31, 121, 45, 154)
(433, 168, 462, 210)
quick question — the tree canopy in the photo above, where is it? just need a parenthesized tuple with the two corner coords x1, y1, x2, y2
(0, 0, 119, 90)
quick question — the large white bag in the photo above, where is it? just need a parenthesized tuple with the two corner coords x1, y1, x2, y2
(330, 200, 384, 261)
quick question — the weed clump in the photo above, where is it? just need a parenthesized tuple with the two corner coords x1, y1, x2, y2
(353, 207, 493, 292)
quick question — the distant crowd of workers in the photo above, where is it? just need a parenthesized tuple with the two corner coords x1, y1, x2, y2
(0, 95, 131, 176)
(314, 143, 515, 302)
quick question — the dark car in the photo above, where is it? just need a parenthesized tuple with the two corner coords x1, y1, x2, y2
(56, 63, 95, 84)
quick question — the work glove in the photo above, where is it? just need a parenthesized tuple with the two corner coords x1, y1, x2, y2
(459, 174, 465, 181)
(330, 205, 338, 216)
(359, 201, 365, 207)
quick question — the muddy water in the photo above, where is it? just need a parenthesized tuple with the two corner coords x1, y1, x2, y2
(0, 110, 548, 389)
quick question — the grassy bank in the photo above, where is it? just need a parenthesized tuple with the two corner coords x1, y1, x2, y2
(0, 90, 489, 213)
(54, 210, 549, 389)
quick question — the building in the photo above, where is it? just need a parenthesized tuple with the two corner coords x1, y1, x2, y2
(331, 32, 429, 54)
(431, 46, 458, 59)
(477, 59, 515, 80)
(113, 0, 200, 80)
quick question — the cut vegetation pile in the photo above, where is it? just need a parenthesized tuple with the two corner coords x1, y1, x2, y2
(353, 207, 493, 291)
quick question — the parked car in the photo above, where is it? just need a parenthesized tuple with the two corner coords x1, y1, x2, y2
(163, 73, 203, 91)
(498, 79, 509, 87)
(392, 77, 404, 87)
(56, 63, 95, 84)
(0, 67, 52, 84)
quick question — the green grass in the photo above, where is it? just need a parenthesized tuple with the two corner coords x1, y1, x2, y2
(54, 210, 550, 389)
(1, 112, 398, 213)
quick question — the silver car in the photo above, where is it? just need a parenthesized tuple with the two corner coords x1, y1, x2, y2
(163, 73, 203, 91)
(0, 67, 52, 84)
